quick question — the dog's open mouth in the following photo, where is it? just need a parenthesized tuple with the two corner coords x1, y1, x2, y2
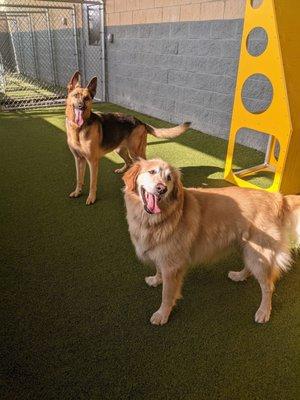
(74, 107, 85, 127)
(141, 187, 161, 214)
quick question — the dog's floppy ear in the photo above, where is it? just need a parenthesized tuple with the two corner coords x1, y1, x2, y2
(87, 77, 97, 99)
(123, 163, 141, 192)
(171, 168, 183, 201)
(68, 71, 81, 93)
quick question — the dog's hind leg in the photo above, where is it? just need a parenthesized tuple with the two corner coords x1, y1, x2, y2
(228, 267, 251, 282)
(114, 147, 132, 174)
(243, 243, 277, 323)
(127, 125, 147, 160)
(69, 156, 86, 198)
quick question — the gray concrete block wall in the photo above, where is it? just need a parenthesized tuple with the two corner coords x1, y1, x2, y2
(106, 19, 271, 151)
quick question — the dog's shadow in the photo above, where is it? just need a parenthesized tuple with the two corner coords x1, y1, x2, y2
(180, 165, 231, 189)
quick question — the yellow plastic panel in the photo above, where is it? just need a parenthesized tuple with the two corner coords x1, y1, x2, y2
(224, 0, 300, 194)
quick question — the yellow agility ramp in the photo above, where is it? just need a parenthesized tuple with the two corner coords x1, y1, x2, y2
(224, 0, 300, 194)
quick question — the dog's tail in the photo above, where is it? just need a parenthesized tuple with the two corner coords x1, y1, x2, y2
(145, 122, 191, 139)
(283, 195, 300, 248)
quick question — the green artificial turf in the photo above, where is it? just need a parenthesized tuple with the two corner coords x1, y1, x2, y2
(0, 103, 299, 400)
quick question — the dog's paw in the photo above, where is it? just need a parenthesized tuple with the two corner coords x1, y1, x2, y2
(228, 270, 247, 282)
(255, 307, 271, 323)
(114, 166, 128, 174)
(150, 310, 170, 326)
(145, 275, 162, 287)
(86, 194, 96, 205)
(69, 189, 82, 198)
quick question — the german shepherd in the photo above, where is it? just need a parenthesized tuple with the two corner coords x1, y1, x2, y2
(65, 71, 191, 205)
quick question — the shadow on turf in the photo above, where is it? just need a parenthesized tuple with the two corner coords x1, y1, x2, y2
(180, 165, 230, 188)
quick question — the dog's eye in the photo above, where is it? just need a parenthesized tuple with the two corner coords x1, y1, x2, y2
(83, 96, 90, 101)
(73, 93, 78, 98)
(166, 175, 171, 181)
(148, 170, 156, 175)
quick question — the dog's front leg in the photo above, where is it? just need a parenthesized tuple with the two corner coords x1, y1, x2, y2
(150, 266, 184, 326)
(69, 156, 86, 198)
(86, 159, 99, 205)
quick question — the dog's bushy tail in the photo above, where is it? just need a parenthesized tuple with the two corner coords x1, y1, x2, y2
(283, 195, 300, 248)
(145, 122, 191, 139)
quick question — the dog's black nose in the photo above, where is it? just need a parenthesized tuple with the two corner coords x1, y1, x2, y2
(77, 103, 84, 109)
(156, 183, 167, 194)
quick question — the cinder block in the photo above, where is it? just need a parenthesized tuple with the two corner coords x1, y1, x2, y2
(189, 21, 212, 39)
(200, 1, 225, 21)
(178, 39, 222, 58)
(150, 39, 178, 55)
(205, 57, 238, 76)
(190, 73, 216, 91)
(132, 10, 146, 24)
(157, 83, 184, 100)
(168, 69, 190, 87)
(120, 11, 133, 25)
(163, 6, 180, 22)
(107, 12, 120, 26)
(114, 0, 127, 12)
(210, 92, 234, 112)
(185, 56, 208, 73)
(126, 0, 140, 11)
(212, 75, 236, 93)
(155, 0, 181, 7)
(210, 19, 240, 38)
(224, 0, 246, 20)
(221, 39, 241, 58)
(140, 0, 155, 9)
(170, 22, 190, 38)
(175, 101, 213, 125)
(145, 53, 183, 70)
(152, 23, 171, 37)
(105, 0, 115, 13)
(145, 8, 163, 24)
(182, 87, 208, 107)
(212, 110, 231, 130)
(180, 4, 201, 22)
(138, 24, 154, 38)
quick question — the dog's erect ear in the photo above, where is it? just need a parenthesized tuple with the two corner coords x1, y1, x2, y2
(171, 168, 183, 201)
(67, 71, 81, 93)
(123, 163, 141, 192)
(87, 77, 97, 99)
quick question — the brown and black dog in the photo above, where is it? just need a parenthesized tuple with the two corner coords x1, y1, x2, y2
(65, 71, 191, 205)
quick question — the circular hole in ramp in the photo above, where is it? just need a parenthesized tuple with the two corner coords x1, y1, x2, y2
(251, 0, 263, 9)
(241, 74, 273, 114)
(246, 27, 268, 57)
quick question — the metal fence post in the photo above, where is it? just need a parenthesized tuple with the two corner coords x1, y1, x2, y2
(45, 9, 57, 86)
(28, 13, 39, 80)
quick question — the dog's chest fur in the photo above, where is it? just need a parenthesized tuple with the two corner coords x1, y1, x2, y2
(66, 121, 97, 157)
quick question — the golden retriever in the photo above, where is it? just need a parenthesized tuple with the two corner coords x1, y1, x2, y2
(123, 158, 300, 325)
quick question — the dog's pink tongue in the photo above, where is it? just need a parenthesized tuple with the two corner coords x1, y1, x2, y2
(74, 109, 84, 127)
(146, 192, 161, 214)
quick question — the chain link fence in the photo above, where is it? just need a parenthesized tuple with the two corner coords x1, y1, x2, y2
(0, 0, 105, 110)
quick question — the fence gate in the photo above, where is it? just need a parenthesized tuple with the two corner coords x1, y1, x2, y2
(0, 0, 105, 110)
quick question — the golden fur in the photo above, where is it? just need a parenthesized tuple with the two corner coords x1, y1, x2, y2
(65, 71, 190, 205)
(123, 158, 300, 325)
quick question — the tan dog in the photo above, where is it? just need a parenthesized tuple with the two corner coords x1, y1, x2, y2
(65, 71, 190, 205)
(123, 158, 300, 325)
